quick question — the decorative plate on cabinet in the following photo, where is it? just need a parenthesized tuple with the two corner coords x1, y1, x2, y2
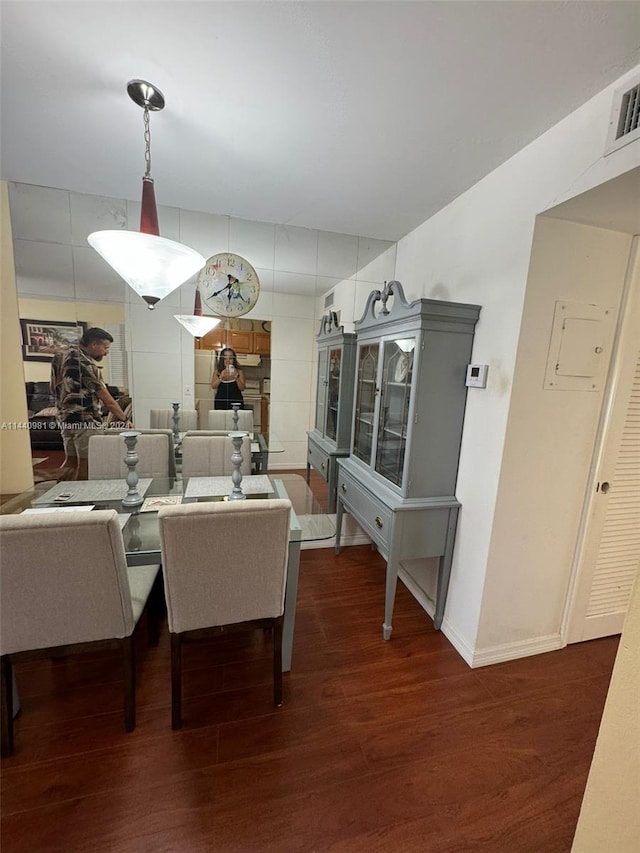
(198, 253, 260, 317)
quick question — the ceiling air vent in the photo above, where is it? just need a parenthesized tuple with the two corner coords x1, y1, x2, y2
(324, 291, 334, 309)
(604, 75, 640, 156)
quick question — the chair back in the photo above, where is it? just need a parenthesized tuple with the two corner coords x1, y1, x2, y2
(159, 499, 291, 633)
(207, 409, 254, 432)
(88, 433, 172, 479)
(0, 511, 135, 654)
(150, 408, 198, 431)
(181, 433, 251, 478)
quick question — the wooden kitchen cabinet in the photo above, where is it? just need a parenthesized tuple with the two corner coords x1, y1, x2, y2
(253, 331, 271, 355)
(197, 327, 268, 355)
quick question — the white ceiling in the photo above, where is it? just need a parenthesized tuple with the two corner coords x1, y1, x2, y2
(1, 1, 639, 242)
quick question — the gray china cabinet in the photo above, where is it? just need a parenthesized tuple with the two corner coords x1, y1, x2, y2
(335, 281, 481, 639)
(306, 312, 356, 513)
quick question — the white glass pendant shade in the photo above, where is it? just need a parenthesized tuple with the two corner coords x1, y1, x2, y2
(173, 314, 220, 336)
(88, 230, 205, 309)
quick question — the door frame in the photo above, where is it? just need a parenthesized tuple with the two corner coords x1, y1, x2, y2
(562, 236, 640, 643)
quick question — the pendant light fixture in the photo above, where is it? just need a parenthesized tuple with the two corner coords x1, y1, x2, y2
(174, 287, 221, 337)
(88, 80, 205, 309)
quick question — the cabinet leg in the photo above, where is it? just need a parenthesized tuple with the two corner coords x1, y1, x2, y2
(434, 506, 459, 631)
(305, 462, 311, 485)
(334, 498, 343, 555)
(382, 559, 399, 641)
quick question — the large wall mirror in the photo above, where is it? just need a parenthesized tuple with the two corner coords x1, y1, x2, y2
(8, 182, 396, 467)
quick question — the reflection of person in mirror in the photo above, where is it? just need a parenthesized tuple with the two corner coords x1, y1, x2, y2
(211, 347, 246, 410)
(55, 327, 133, 480)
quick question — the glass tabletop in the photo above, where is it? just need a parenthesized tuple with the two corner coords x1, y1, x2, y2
(2, 473, 334, 563)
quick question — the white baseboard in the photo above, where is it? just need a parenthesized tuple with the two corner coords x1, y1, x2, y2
(439, 616, 476, 667)
(470, 633, 564, 668)
(398, 567, 564, 668)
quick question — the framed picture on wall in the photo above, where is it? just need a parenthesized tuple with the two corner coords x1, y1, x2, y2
(20, 319, 88, 362)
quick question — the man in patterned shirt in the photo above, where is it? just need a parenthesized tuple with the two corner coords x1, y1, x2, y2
(57, 327, 132, 480)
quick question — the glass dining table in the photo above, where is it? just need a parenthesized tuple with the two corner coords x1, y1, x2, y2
(1, 473, 334, 672)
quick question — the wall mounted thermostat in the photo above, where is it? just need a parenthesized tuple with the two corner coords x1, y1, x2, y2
(466, 364, 488, 388)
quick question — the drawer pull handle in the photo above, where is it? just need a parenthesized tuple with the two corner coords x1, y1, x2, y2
(375, 516, 383, 529)
(341, 483, 347, 493)
(321, 463, 325, 470)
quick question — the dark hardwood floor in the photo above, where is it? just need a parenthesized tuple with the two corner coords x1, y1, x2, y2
(0, 467, 619, 851)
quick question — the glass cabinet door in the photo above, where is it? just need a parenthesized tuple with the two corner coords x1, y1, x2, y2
(375, 337, 415, 486)
(326, 346, 342, 441)
(314, 347, 329, 433)
(352, 343, 379, 464)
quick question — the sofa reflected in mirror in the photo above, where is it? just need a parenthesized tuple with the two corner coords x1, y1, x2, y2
(25, 382, 125, 452)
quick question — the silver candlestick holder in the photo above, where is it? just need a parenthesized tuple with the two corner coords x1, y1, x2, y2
(231, 402, 241, 431)
(121, 431, 144, 507)
(171, 402, 181, 444)
(228, 431, 248, 500)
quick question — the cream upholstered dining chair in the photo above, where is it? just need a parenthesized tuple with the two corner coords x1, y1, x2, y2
(207, 409, 254, 432)
(0, 511, 161, 756)
(87, 431, 174, 479)
(159, 499, 291, 729)
(149, 408, 198, 431)
(180, 432, 251, 478)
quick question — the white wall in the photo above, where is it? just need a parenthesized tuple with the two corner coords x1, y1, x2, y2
(329, 65, 640, 662)
(477, 217, 632, 658)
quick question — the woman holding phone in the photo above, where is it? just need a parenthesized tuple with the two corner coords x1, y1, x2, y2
(211, 347, 246, 410)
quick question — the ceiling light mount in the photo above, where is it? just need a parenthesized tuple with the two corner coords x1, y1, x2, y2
(126, 79, 165, 112)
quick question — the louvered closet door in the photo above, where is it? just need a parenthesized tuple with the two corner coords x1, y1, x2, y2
(567, 239, 640, 643)
(584, 353, 640, 636)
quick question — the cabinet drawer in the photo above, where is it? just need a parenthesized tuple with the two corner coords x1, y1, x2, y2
(337, 469, 393, 551)
(308, 440, 330, 482)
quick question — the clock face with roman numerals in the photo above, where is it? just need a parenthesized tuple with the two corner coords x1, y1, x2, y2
(198, 253, 260, 317)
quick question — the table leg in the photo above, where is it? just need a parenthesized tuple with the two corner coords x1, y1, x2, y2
(305, 461, 311, 485)
(434, 506, 459, 630)
(282, 539, 301, 672)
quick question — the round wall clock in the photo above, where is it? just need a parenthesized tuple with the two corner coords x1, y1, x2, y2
(198, 253, 260, 317)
